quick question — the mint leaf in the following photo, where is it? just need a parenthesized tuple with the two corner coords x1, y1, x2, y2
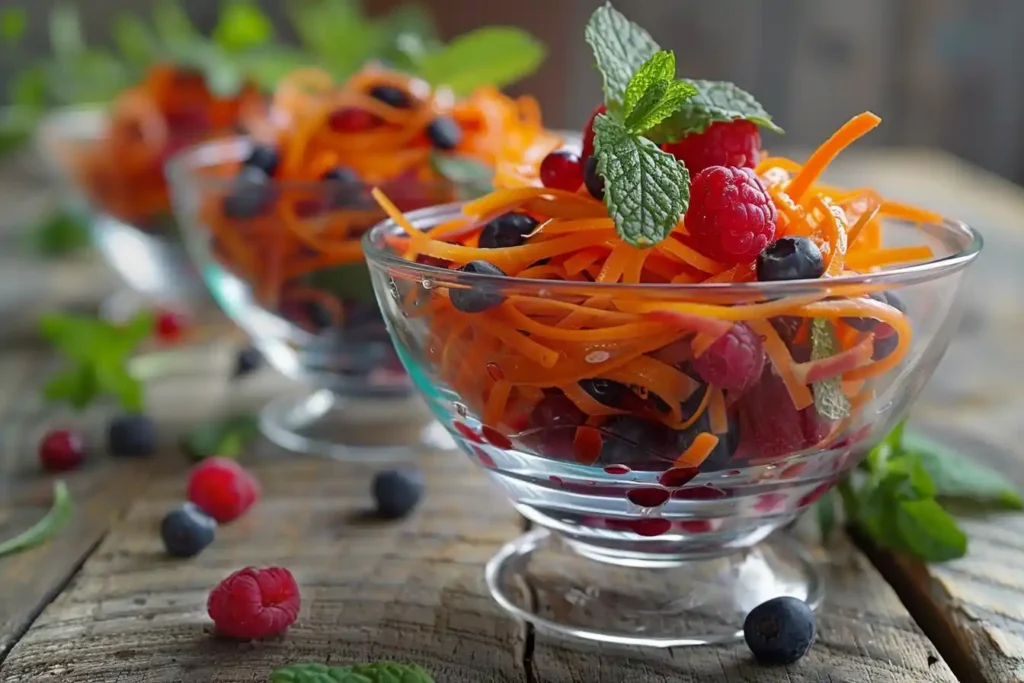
(623, 50, 675, 115)
(182, 414, 259, 461)
(289, 0, 376, 78)
(816, 488, 837, 540)
(809, 319, 850, 420)
(593, 114, 689, 248)
(269, 663, 356, 682)
(0, 8, 27, 44)
(416, 27, 545, 96)
(23, 210, 90, 256)
(49, 4, 84, 58)
(213, 0, 274, 53)
(43, 366, 97, 409)
(0, 481, 73, 557)
(349, 662, 435, 682)
(895, 498, 967, 562)
(585, 3, 659, 112)
(152, 0, 201, 54)
(112, 14, 159, 66)
(431, 152, 494, 195)
(625, 80, 698, 135)
(648, 79, 784, 143)
(903, 432, 1024, 510)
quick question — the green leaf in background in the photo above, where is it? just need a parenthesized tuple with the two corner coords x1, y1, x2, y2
(152, 0, 202, 55)
(9, 65, 47, 111)
(290, 0, 379, 79)
(0, 8, 27, 45)
(303, 263, 377, 305)
(380, 2, 440, 69)
(416, 26, 544, 96)
(23, 210, 90, 256)
(0, 481, 73, 558)
(182, 413, 259, 461)
(48, 4, 84, 58)
(213, 0, 274, 53)
(809, 319, 852, 421)
(234, 45, 313, 94)
(895, 498, 967, 562)
(112, 13, 159, 67)
(43, 365, 98, 409)
(430, 153, 494, 195)
(903, 432, 1024, 510)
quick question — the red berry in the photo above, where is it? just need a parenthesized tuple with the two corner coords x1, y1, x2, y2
(187, 457, 260, 523)
(686, 166, 777, 263)
(692, 323, 765, 395)
(540, 150, 584, 192)
(207, 566, 300, 639)
(663, 120, 761, 175)
(39, 429, 86, 472)
(736, 370, 830, 460)
(155, 310, 186, 342)
(328, 107, 380, 131)
(581, 104, 606, 161)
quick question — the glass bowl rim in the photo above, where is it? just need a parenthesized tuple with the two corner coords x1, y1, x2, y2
(361, 202, 983, 294)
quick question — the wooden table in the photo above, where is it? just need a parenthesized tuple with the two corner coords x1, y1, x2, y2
(0, 149, 1021, 682)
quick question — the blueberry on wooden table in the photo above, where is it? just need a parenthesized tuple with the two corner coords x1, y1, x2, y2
(478, 212, 538, 249)
(160, 502, 217, 557)
(449, 261, 507, 313)
(108, 414, 157, 457)
(756, 236, 825, 281)
(743, 596, 817, 664)
(373, 468, 424, 519)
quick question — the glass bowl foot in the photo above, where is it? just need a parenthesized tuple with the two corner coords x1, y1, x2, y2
(484, 528, 823, 647)
(259, 388, 457, 462)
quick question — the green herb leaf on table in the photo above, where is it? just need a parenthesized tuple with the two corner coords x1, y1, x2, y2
(894, 498, 967, 562)
(182, 414, 259, 461)
(269, 661, 435, 683)
(648, 79, 784, 143)
(584, 2, 658, 113)
(23, 210, 90, 256)
(592, 114, 689, 248)
(903, 431, 1024, 510)
(809, 319, 851, 421)
(816, 488, 837, 541)
(416, 26, 545, 97)
(0, 481, 73, 558)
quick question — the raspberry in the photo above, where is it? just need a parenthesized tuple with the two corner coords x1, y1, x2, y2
(692, 323, 765, 395)
(187, 457, 260, 523)
(39, 429, 86, 472)
(155, 309, 186, 342)
(686, 166, 777, 264)
(735, 369, 829, 460)
(207, 566, 300, 639)
(663, 120, 761, 175)
(581, 104, 606, 161)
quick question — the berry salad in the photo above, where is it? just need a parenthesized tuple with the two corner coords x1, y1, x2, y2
(368, 3, 948, 544)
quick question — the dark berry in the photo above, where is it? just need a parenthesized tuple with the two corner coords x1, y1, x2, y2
(843, 291, 906, 332)
(873, 333, 900, 361)
(687, 166, 777, 263)
(583, 156, 604, 199)
(757, 236, 825, 281)
(223, 166, 274, 220)
(743, 596, 817, 664)
(160, 502, 217, 558)
(479, 212, 538, 249)
(243, 144, 279, 177)
(321, 165, 363, 207)
(581, 104, 606, 161)
(579, 378, 629, 407)
(328, 107, 379, 131)
(449, 261, 506, 313)
(368, 84, 411, 108)
(108, 414, 157, 458)
(599, 415, 678, 470)
(769, 316, 804, 345)
(233, 346, 263, 378)
(675, 409, 741, 472)
(307, 300, 335, 331)
(373, 468, 424, 519)
(735, 369, 825, 460)
(426, 117, 462, 151)
(663, 120, 761, 176)
(540, 150, 584, 192)
(39, 429, 86, 472)
(692, 323, 765, 395)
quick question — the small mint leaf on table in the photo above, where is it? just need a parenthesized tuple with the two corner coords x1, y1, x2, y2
(24, 210, 90, 257)
(182, 413, 259, 461)
(584, 2, 659, 112)
(903, 431, 1024, 510)
(348, 662, 435, 682)
(809, 319, 851, 421)
(647, 79, 784, 143)
(0, 481, 73, 558)
(815, 488, 837, 540)
(415, 26, 545, 96)
(269, 662, 434, 683)
(593, 114, 689, 248)
(895, 498, 967, 562)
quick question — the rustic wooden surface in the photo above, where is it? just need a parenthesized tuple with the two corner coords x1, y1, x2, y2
(0, 149, 1020, 681)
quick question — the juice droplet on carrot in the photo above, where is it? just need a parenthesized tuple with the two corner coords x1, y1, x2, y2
(585, 350, 610, 364)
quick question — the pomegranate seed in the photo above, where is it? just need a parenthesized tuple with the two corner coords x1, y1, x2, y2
(481, 425, 512, 449)
(39, 429, 86, 472)
(626, 487, 670, 508)
(603, 464, 631, 475)
(659, 466, 700, 488)
(540, 150, 584, 192)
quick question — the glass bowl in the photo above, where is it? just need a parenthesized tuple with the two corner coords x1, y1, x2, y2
(168, 137, 492, 461)
(36, 106, 213, 311)
(363, 202, 982, 646)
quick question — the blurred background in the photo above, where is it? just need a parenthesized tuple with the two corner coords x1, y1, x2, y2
(2, 0, 1023, 180)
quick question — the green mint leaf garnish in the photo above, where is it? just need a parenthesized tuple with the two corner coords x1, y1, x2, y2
(0, 481, 73, 558)
(182, 413, 259, 461)
(893, 498, 967, 562)
(621, 51, 698, 134)
(430, 152, 494, 196)
(269, 661, 434, 683)
(809, 319, 851, 421)
(0, 8, 27, 45)
(593, 114, 689, 248)
(347, 662, 435, 682)
(23, 210, 90, 257)
(212, 0, 274, 53)
(903, 432, 1024, 510)
(648, 78, 784, 142)
(112, 14, 159, 66)
(39, 312, 153, 412)
(584, 2, 659, 113)
(623, 50, 675, 114)
(416, 27, 545, 96)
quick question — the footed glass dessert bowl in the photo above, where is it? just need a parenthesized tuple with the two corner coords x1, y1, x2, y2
(362, 201, 981, 645)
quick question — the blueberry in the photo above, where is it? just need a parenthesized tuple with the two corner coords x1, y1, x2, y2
(233, 346, 263, 378)
(373, 468, 424, 519)
(426, 117, 462, 151)
(307, 300, 335, 331)
(223, 166, 274, 219)
(675, 409, 741, 471)
(872, 332, 900, 360)
(743, 596, 817, 665)
(579, 378, 629, 407)
(160, 502, 216, 557)
(449, 261, 506, 313)
(757, 236, 825, 281)
(321, 165, 363, 207)
(243, 144, 279, 177)
(369, 84, 411, 108)
(108, 414, 157, 457)
(479, 212, 538, 249)
(583, 156, 604, 199)
(843, 291, 906, 332)
(599, 415, 678, 470)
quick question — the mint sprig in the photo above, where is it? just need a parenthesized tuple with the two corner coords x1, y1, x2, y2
(0, 481, 73, 558)
(820, 421, 1022, 561)
(649, 79, 784, 142)
(809, 319, 851, 420)
(270, 661, 434, 683)
(584, 2, 658, 114)
(622, 51, 698, 134)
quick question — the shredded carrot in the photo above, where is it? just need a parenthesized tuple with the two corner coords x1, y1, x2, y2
(786, 112, 881, 201)
(675, 433, 721, 468)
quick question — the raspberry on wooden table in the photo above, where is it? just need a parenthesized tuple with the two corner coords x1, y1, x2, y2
(207, 566, 300, 639)
(685, 165, 777, 264)
(187, 457, 260, 523)
(39, 429, 86, 472)
(663, 120, 762, 175)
